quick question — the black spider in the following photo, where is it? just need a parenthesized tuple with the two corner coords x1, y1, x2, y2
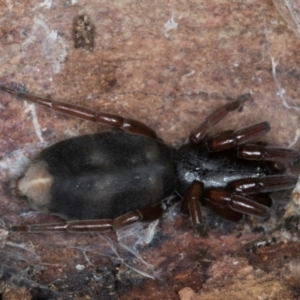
(0, 85, 298, 233)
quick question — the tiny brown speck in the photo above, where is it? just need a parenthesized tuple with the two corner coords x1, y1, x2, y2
(73, 15, 95, 50)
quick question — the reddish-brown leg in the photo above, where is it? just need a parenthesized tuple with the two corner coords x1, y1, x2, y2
(206, 189, 269, 218)
(265, 161, 286, 174)
(113, 194, 180, 229)
(180, 181, 204, 227)
(0, 85, 158, 139)
(205, 201, 243, 222)
(206, 122, 270, 152)
(229, 175, 297, 194)
(237, 144, 299, 165)
(246, 194, 273, 207)
(10, 195, 180, 233)
(10, 219, 114, 233)
(189, 93, 250, 144)
(113, 203, 166, 229)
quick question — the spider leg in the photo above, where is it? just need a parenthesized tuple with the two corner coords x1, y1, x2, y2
(237, 144, 299, 165)
(10, 206, 163, 232)
(229, 175, 297, 194)
(10, 195, 180, 233)
(113, 194, 181, 229)
(206, 188, 269, 218)
(113, 202, 166, 229)
(205, 201, 243, 222)
(189, 93, 250, 143)
(0, 85, 158, 139)
(10, 219, 114, 233)
(246, 193, 273, 207)
(206, 122, 270, 152)
(180, 181, 204, 227)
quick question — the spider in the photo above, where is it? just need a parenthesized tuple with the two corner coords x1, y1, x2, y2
(0, 85, 298, 233)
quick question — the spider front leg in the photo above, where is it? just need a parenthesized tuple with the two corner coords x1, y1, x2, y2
(229, 175, 297, 194)
(206, 124, 299, 166)
(206, 122, 270, 151)
(205, 200, 243, 222)
(183, 187, 274, 223)
(180, 181, 245, 226)
(205, 189, 270, 218)
(0, 85, 159, 139)
(190, 93, 250, 143)
(237, 144, 299, 165)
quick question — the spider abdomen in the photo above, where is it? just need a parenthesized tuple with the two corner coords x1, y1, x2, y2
(17, 132, 176, 219)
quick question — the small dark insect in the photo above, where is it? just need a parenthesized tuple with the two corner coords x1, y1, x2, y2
(0, 85, 298, 233)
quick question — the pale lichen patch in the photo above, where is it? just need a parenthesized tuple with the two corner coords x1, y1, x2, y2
(18, 160, 53, 211)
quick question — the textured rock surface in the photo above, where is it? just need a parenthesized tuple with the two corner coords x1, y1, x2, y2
(1, 0, 300, 299)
